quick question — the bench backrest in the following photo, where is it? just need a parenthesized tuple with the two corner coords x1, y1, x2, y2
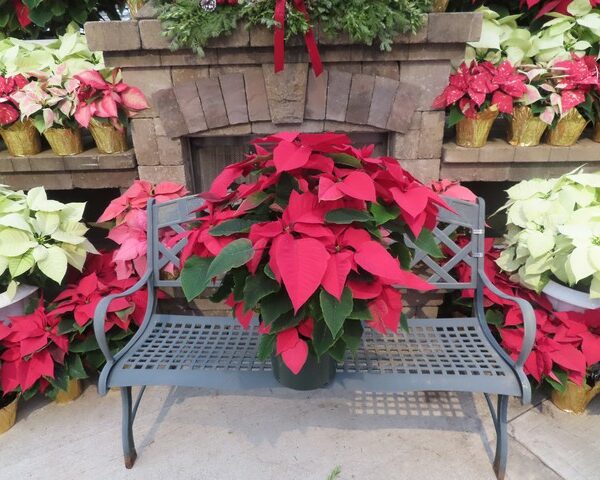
(147, 195, 485, 291)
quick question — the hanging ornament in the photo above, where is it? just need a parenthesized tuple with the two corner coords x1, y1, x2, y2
(201, 0, 217, 11)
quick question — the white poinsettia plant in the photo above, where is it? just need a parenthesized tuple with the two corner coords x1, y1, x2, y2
(496, 168, 600, 298)
(0, 185, 97, 298)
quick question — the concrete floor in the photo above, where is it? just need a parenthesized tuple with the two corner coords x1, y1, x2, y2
(1, 383, 598, 480)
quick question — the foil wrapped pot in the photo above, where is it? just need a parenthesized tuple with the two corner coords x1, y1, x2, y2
(44, 127, 84, 156)
(455, 107, 499, 148)
(0, 120, 42, 156)
(546, 109, 588, 147)
(89, 119, 128, 154)
(508, 106, 547, 147)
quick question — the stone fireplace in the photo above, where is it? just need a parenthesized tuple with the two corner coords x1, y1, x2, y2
(85, 8, 483, 192)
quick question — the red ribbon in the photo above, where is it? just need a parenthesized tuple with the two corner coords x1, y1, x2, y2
(273, 0, 323, 76)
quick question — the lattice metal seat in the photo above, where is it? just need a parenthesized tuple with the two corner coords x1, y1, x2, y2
(108, 315, 520, 397)
(93, 195, 536, 479)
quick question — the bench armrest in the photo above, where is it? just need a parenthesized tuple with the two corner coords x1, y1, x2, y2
(478, 271, 536, 370)
(93, 271, 151, 365)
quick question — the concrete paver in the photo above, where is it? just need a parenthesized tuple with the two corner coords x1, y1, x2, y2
(0, 384, 596, 480)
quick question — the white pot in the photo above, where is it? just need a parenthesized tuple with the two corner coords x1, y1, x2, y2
(0, 285, 38, 325)
(542, 280, 600, 313)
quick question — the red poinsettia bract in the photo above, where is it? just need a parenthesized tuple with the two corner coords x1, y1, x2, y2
(433, 60, 528, 119)
(182, 132, 448, 374)
(98, 180, 189, 280)
(0, 303, 69, 394)
(51, 251, 152, 332)
(0, 73, 27, 126)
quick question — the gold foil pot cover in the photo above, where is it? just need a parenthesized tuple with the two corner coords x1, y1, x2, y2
(431, 0, 449, 12)
(0, 395, 18, 435)
(551, 381, 600, 415)
(508, 106, 547, 147)
(89, 119, 128, 154)
(55, 378, 83, 404)
(455, 107, 499, 148)
(546, 109, 588, 147)
(44, 127, 84, 156)
(0, 120, 42, 157)
(593, 120, 600, 144)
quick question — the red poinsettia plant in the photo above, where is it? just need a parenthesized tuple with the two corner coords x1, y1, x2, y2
(74, 69, 148, 131)
(0, 300, 80, 400)
(98, 180, 189, 280)
(433, 60, 528, 126)
(179, 132, 449, 374)
(454, 239, 600, 392)
(0, 74, 28, 126)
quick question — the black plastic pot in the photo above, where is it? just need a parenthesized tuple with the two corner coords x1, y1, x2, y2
(271, 353, 337, 391)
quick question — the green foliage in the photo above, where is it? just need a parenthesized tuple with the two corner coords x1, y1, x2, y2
(154, 0, 433, 55)
(0, 0, 125, 39)
(155, 0, 242, 55)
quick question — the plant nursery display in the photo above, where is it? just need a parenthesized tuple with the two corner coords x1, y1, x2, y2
(0, 73, 41, 156)
(495, 168, 600, 309)
(74, 69, 148, 154)
(0, 185, 97, 300)
(179, 132, 447, 388)
(452, 238, 600, 413)
(433, 60, 528, 147)
(12, 66, 84, 155)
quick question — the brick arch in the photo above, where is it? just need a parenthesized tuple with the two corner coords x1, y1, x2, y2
(152, 65, 422, 139)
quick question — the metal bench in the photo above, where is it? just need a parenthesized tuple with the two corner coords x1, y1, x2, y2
(93, 194, 535, 480)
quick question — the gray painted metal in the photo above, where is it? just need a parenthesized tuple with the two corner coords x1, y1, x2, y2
(93, 194, 536, 478)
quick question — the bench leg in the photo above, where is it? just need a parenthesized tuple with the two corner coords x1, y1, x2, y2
(492, 395, 509, 480)
(121, 387, 137, 469)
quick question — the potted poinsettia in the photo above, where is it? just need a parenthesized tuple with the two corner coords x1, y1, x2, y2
(11, 67, 83, 156)
(0, 185, 97, 308)
(97, 180, 189, 280)
(74, 68, 148, 154)
(0, 73, 41, 157)
(541, 54, 598, 146)
(496, 168, 600, 313)
(452, 238, 600, 414)
(433, 60, 528, 147)
(180, 132, 446, 389)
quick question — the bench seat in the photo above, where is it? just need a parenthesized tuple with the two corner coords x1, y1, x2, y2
(105, 315, 521, 397)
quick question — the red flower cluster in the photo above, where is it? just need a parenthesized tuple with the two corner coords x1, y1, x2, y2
(551, 54, 600, 113)
(98, 180, 189, 280)
(0, 74, 27, 126)
(456, 239, 600, 387)
(182, 132, 446, 373)
(0, 303, 68, 394)
(520, 0, 600, 17)
(433, 61, 528, 118)
(51, 251, 151, 332)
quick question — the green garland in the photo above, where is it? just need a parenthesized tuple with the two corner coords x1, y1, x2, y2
(154, 0, 434, 56)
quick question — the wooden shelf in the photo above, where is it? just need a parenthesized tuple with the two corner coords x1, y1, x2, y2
(441, 138, 600, 182)
(0, 148, 138, 190)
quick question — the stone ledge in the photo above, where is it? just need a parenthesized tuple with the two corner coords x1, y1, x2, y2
(443, 138, 600, 164)
(0, 148, 136, 173)
(0, 168, 138, 191)
(85, 13, 482, 53)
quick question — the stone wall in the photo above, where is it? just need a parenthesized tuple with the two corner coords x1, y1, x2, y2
(85, 10, 483, 190)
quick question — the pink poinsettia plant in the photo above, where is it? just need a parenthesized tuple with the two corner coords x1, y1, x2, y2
(74, 69, 148, 131)
(98, 180, 189, 280)
(0, 74, 28, 126)
(179, 132, 450, 374)
(11, 66, 81, 133)
(433, 60, 528, 126)
(519, 55, 600, 125)
(454, 238, 600, 392)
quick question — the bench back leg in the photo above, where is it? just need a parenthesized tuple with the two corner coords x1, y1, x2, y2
(492, 394, 509, 480)
(121, 387, 137, 469)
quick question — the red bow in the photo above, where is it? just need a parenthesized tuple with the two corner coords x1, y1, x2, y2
(273, 0, 323, 76)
